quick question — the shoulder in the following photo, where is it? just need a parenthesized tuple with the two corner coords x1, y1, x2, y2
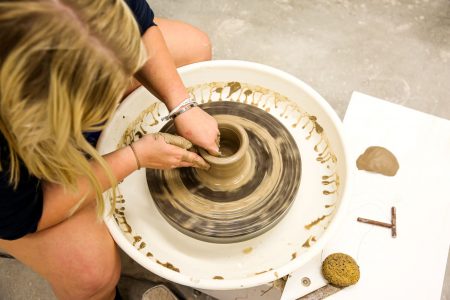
(124, 0, 157, 35)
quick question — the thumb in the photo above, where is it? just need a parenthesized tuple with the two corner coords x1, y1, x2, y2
(206, 145, 221, 156)
(156, 133, 193, 149)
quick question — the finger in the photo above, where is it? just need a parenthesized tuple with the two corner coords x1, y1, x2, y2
(215, 132, 220, 146)
(181, 150, 210, 170)
(206, 147, 221, 156)
(181, 151, 193, 163)
(204, 132, 221, 156)
(178, 161, 194, 168)
(157, 133, 193, 149)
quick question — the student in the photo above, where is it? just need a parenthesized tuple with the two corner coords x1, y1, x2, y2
(0, 0, 219, 299)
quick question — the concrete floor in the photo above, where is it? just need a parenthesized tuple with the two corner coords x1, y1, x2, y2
(1, 0, 449, 299)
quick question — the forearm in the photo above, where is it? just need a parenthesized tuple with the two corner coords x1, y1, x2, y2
(135, 25, 188, 110)
(135, 25, 219, 154)
(38, 146, 138, 231)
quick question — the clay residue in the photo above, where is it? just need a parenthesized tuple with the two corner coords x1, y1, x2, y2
(156, 132, 193, 150)
(226, 81, 241, 98)
(291, 252, 297, 260)
(255, 268, 273, 275)
(302, 235, 317, 248)
(132, 236, 142, 246)
(118, 102, 161, 147)
(137, 242, 146, 250)
(243, 247, 253, 254)
(302, 239, 311, 248)
(213, 276, 224, 280)
(274, 276, 288, 290)
(356, 146, 399, 176)
(156, 260, 180, 273)
(305, 215, 328, 230)
(114, 215, 131, 233)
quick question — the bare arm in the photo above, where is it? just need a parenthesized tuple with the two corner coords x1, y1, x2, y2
(38, 133, 208, 231)
(135, 26, 188, 110)
(38, 146, 137, 231)
(135, 26, 220, 154)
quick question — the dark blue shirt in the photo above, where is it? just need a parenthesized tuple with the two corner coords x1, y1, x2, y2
(0, 0, 156, 240)
(125, 0, 156, 34)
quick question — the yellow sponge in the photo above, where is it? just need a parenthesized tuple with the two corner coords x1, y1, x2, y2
(322, 253, 360, 287)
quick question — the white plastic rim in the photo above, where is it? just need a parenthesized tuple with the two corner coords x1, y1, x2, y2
(98, 60, 352, 290)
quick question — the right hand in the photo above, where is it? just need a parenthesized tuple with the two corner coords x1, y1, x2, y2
(174, 106, 221, 156)
(131, 133, 210, 170)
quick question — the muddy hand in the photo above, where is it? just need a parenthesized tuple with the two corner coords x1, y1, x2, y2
(155, 133, 210, 169)
(131, 133, 210, 170)
(174, 107, 221, 156)
(156, 132, 193, 149)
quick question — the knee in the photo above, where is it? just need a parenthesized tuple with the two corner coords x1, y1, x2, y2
(50, 243, 121, 299)
(74, 251, 121, 298)
(194, 30, 212, 62)
(179, 27, 212, 66)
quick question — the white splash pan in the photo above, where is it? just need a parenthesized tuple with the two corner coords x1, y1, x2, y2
(97, 60, 351, 290)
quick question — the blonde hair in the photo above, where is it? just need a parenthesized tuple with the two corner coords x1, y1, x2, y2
(0, 0, 147, 215)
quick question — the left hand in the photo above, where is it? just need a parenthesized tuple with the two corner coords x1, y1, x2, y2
(132, 132, 210, 170)
(174, 107, 220, 155)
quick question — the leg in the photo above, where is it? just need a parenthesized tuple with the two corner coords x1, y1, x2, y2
(124, 18, 212, 97)
(0, 204, 120, 300)
(154, 17, 212, 67)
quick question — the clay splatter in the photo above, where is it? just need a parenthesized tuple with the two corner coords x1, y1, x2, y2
(132, 236, 142, 246)
(305, 215, 329, 230)
(302, 235, 317, 248)
(156, 260, 180, 273)
(243, 247, 253, 254)
(255, 268, 274, 275)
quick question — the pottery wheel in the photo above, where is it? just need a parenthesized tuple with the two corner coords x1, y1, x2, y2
(147, 102, 301, 243)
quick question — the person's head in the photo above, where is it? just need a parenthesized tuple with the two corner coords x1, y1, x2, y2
(0, 0, 147, 213)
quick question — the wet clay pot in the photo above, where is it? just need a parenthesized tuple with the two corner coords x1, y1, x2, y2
(197, 116, 252, 191)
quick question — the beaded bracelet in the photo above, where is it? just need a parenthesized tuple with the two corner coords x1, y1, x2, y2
(161, 98, 198, 121)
